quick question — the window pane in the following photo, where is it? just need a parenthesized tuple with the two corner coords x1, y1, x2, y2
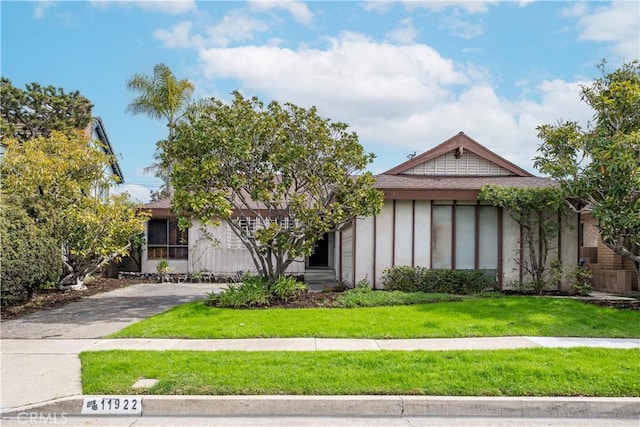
(148, 247, 168, 259)
(148, 220, 167, 245)
(479, 206, 498, 269)
(432, 205, 452, 269)
(167, 219, 189, 246)
(169, 247, 189, 259)
(455, 205, 475, 269)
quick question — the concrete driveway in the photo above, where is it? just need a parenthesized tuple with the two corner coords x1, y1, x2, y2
(0, 282, 222, 410)
(0, 282, 222, 339)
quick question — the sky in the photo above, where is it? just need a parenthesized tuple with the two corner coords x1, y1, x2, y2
(1, 0, 638, 203)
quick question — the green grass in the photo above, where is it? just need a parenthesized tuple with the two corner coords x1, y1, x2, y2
(111, 296, 640, 339)
(80, 348, 640, 396)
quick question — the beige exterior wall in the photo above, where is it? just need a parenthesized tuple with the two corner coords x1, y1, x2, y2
(346, 201, 578, 290)
(374, 201, 394, 288)
(142, 219, 306, 276)
(340, 223, 354, 284)
(394, 200, 414, 267)
(559, 212, 580, 291)
(501, 213, 521, 288)
(354, 216, 375, 286)
(414, 200, 432, 268)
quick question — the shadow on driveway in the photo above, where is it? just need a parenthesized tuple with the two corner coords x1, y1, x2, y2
(0, 283, 223, 339)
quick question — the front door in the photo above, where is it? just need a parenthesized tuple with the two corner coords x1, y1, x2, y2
(308, 233, 329, 267)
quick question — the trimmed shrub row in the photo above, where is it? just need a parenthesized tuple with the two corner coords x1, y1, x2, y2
(381, 266, 495, 294)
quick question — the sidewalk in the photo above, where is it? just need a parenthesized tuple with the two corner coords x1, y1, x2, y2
(1, 336, 639, 414)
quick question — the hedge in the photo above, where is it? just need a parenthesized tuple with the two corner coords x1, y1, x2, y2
(0, 203, 62, 307)
(381, 266, 495, 294)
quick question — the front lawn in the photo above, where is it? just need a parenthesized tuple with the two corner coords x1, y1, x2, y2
(111, 296, 640, 339)
(81, 348, 640, 396)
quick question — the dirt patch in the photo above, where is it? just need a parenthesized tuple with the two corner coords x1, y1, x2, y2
(267, 291, 341, 309)
(1, 278, 147, 321)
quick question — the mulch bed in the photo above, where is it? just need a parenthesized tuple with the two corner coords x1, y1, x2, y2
(1, 278, 147, 321)
(261, 291, 341, 309)
(583, 299, 640, 311)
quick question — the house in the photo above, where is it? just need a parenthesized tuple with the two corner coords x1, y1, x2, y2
(85, 117, 124, 200)
(338, 132, 578, 289)
(141, 132, 579, 289)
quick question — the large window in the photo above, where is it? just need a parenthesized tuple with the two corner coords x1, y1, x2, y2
(147, 219, 189, 259)
(432, 202, 498, 270)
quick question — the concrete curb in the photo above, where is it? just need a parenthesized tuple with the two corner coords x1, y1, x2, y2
(3, 395, 639, 419)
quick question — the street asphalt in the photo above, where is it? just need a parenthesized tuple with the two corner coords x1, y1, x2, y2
(1, 282, 639, 422)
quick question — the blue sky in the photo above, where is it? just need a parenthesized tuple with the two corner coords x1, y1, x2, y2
(2, 0, 638, 202)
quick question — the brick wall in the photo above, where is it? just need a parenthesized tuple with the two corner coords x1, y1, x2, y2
(581, 213, 638, 293)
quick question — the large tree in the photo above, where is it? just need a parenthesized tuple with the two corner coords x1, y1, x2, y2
(0, 77, 93, 142)
(166, 91, 384, 281)
(1, 131, 149, 288)
(534, 60, 640, 285)
(125, 63, 194, 199)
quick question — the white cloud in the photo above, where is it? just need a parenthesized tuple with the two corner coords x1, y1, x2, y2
(114, 184, 152, 204)
(404, 1, 498, 14)
(154, 21, 203, 49)
(196, 32, 595, 173)
(363, 1, 498, 15)
(362, 1, 395, 14)
(386, 18, 419, 44)
(154, 9, 271, 49)
(32, 0, 56, 19)
(439, 12, 484, 39)
(90, 0, 196, 15)
(249, 0, 313, 25)
(199, 32, 468, 118)
(206, 10, 270, 47)
(570, 1, 640, 60)
(561, 2, 587, 18)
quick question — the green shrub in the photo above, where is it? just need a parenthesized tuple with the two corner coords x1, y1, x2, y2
(206, 274, 270, 308)
(334, 288, 460, 308)
(380, 266, 420, 292)
(270, 276, 307, 302)
(0, 202, 62, 307)
(381, 266, 493, 295)
(570, 266, 593, 296)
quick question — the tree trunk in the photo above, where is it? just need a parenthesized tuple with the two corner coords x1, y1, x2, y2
(57, 271, 88, 290)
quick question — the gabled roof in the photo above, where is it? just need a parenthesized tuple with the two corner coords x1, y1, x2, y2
(86, 117, 124, 183)
(376, 132, 553, 200)
(384, 131, 532, 177)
